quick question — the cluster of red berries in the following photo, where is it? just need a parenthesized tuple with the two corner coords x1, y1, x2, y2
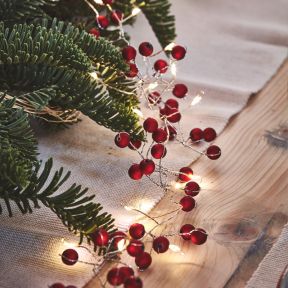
(180, 224, 207, 245)
(120, 42, 186, 78)
(88, 0, 123, 39)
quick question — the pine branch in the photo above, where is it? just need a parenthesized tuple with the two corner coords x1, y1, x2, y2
(139, 0, 176, 49)
(0, 20, 143, 137)
(0, 158, 115, 244)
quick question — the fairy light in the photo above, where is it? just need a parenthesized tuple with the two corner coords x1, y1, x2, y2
(117, 239, 126, 252)
(171, 62, 177, 78)
(191, 95, 202, 106)
(90, 71, 98, 80)
(164, 42, 176, 51)
(132, 7, 141, 16)
(133, 108, 144, 119)
(92, 0, 103, 4)
(124, 206, 133, 211)
(61, 238, 78, 248)
(169, 244, 183, 254)
(148, 82, 159, 90)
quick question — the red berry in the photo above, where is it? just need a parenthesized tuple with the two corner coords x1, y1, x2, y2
(206, 145, 221, 160)
(203, 127, 217, 142)
(97, 15, 110, 29)
(143, 117, 158, 133)
(190, 128, 203, 142)
(184, 182, 200, 197)
(152, 128, 168, 143)
(180, 196, 196, 212)
(178, 167, 193, 182)
(151, 144, 167, 159)
(91, 228, 109, 246)
(148, 91, 161, 105)
(115, 132, 130, 148)
(166, 108, 181, 123)
(180, 224, 195, 240)
(139, 42, 154, 57)
(173, 84, 188, 98)
(122, 46, 137, 61)
(165, 98, 179, 109)
(127, 240, 145, 257)
(135, 252, 152, 270)
(111, 10, 123, 25)
(119, 266, 134, 281)
(165, 125, 177, 141)
(128, 139, 142, 150)
(140, 159, 155, 175)
(61, 249, 78, 266)
(124, 277, 143, 288)
(171, 45, 187, 60)
(129, 223, 145, 239)
(191, 228, 208, 245)
(126, 63, 138, 78)
(50, 283, 65, 288)
(128, 164, 143, 180)
(152, 236, 170, 253)
(154, 59, 168, 74)
(103, 0, 113, 4)
(107, 268, 125, 286)
(89, 28, 100, 38)
(110, 231, 127, 250)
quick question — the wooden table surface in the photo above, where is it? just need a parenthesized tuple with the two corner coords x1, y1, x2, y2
(86, 60, 288, 288)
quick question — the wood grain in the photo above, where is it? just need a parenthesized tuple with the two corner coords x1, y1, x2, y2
(85, 60, 288, 288)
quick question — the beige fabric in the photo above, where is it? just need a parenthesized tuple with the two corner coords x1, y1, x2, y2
(1, 0, 288, 287)
(246, 224, 288, 288)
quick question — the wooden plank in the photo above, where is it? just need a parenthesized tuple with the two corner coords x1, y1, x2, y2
(85, 60, 288, 288)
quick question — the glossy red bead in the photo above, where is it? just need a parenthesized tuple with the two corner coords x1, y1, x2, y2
(61, 249, 78, 266)
(110, 231, 127, 250)
(127, 240, 145, 257)
(191, 228, 208, 245)
(139, 42, 154, 57)
(128, 164, 143, 180)
(154, 59, 169, 74)
(126, 63, 138, 78)
(128, 139, 142, 150)
(184, 181, 200, 197)
(190, 128, 203, 142)
(206, 145, 221, 160)
(129, 223, 145, 239)
(135, 252, 152, 270)
(115, 132, 130, 148)
(107, 268, 125, 286)
(203, 127, 217, 142)
(91, 228, 109, 246)
(166, 108, 181, 123)
(171, 45, 187, 60)
(50, 283, 65, 288)
(97, 15, 110, 29)
(111, 10, 123, 25)
(122, 46, 137, 61)
(143, 117, 158, 133)
(178, 167, 193, 182)
(180, 196, 196, 212)
(151, 144, 167, 159)
(119, 266, 134, 281)
(180, 224, 195, 240)
(148, 91, 161, 105)
(152, 128, 168, 143)
(140, 159, 155, 175)
(89, 28, 100, 38)
(152, 236, 170, 253)
(173, 84, 188, 98)
(165, 98, 179, 109)
(124, 277, 143, 288)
